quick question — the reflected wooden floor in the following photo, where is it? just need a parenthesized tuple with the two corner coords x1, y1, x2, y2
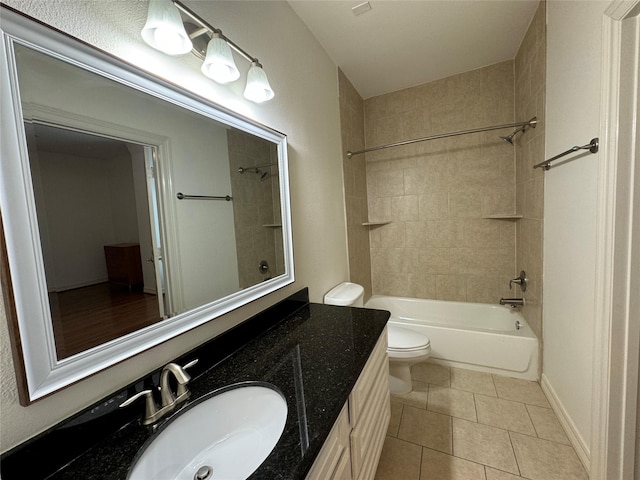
(49, 283, 162, 359)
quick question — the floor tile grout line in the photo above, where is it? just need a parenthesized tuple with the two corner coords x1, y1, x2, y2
(523, 403, 540, 440)
(507, 430, 523, 478)
(419, 445, 491, 479)
(396, 402, 405, 438)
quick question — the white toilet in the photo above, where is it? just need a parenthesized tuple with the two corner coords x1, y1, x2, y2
(324, 282, 431, 395)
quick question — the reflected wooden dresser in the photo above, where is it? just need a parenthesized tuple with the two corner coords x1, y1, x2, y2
(103, 243, 143, 290)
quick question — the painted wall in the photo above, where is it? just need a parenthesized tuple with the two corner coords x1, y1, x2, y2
(31, 150, 139, 291)
(543, 0, 609, 458)
(0, 0, 346, 451)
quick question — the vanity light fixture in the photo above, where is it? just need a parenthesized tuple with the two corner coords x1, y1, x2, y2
(201, 32, 240, 84)
(244, 61, 275, 103)
(142, 0, 274, 102)
(141, 0, 193, 55)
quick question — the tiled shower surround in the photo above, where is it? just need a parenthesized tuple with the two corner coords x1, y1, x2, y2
(338, 0, 545, 340)
(514, 0, 546, 340)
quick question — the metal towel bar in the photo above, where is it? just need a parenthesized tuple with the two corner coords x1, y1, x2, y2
(346, 117, 537, 158)
(534, 138, 599, 170)
(176, 192, 232, 201)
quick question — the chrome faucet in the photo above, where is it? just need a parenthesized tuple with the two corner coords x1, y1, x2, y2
(160, 360, 196, 408)
(500, 297, 525, 308)
(119, 359, 198, 425)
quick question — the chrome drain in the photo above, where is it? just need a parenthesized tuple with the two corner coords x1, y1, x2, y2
(194, 465, 213, 480)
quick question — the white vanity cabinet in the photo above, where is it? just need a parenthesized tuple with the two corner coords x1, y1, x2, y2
(306, 328, 390, 480)
(305, 404, 352, 480)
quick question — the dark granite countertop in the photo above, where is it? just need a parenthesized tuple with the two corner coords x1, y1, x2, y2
(1, 288, 389, 480)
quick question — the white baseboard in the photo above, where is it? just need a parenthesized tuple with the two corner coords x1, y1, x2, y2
(541, 373, 591, 473)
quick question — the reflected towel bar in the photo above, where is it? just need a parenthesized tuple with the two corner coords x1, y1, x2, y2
(534, 138, 599, 170)
(176, 192, 232, 201)
(238, 163, 277, 173)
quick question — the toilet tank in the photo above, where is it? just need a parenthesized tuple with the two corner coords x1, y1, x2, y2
(324, 282, 364, 307)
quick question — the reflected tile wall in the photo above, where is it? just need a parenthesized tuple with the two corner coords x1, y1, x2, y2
(363, 61, 517, 303)
(515, 0, 546, 340)
(338, 68, 373, 299)
(227, 130, 282, 288)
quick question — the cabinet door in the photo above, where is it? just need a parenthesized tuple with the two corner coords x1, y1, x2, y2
(349, 329, 390, 480)
(306, 404, 351, 480)
(332, 446, 353, 480)
(349, 330, 388, 427)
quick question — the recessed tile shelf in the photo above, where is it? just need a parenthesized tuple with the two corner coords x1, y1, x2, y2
(362, 221, 392, 226)
(482, 214, 523, 220)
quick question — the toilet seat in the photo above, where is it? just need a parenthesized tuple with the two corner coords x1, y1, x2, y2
(387, 325, 430, 357)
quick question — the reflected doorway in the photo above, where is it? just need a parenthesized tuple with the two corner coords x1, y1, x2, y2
(25, 122, 167, 359)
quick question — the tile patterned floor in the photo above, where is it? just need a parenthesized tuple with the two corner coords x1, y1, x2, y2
(374, 363, 589, 480)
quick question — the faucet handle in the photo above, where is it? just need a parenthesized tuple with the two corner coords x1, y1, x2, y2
(509, 271, 527, 292)
(182, 358, 198, 371)
(176, 359, 198, 397)
(119, 389, 158, 424)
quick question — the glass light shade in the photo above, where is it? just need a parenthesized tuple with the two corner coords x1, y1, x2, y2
(201, 34, 240, 84)
(243, 62, 275, 103)
(141, 0, 192, 55)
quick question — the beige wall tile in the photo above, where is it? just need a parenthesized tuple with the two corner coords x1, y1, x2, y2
(514, 0, 545, 345)
(407, 273, 437, 299)
(436, 275, 467, 302)
(364, 61, 517, 302)
(338, 69, 373, 299)
(391, 195, 419, 221)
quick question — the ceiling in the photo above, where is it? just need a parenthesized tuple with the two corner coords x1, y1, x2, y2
(288, 0, 539, 99)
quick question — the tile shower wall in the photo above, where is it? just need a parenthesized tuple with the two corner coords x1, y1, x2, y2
(338, 69, 373, 299)
(363, 61, 517, 303)
(515, 0, 546, 340)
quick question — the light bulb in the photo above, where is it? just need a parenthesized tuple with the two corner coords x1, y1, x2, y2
(141, 0, 192, 55)
(201, 34, 240, 84)
(243, 61, 275, 103)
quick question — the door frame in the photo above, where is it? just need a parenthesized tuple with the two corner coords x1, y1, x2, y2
(592, 1, 640, 478)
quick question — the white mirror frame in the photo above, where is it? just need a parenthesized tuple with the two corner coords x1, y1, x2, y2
(0, 8, 294, 403)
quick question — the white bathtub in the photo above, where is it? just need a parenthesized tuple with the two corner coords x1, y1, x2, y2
(365, 295, 539, 381)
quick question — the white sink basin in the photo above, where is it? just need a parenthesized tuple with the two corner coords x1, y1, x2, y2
(128, 383, 287, 480)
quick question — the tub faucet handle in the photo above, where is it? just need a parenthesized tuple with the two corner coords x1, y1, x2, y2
(509, 271, 527, 292)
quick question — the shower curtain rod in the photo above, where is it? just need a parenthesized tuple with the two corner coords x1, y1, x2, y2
(346, 117, 537, 158)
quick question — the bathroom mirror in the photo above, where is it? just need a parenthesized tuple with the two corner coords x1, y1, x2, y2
(0, 7, 294, 404)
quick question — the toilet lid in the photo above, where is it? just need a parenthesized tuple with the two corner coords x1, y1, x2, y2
(387, 325, 430, 351)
